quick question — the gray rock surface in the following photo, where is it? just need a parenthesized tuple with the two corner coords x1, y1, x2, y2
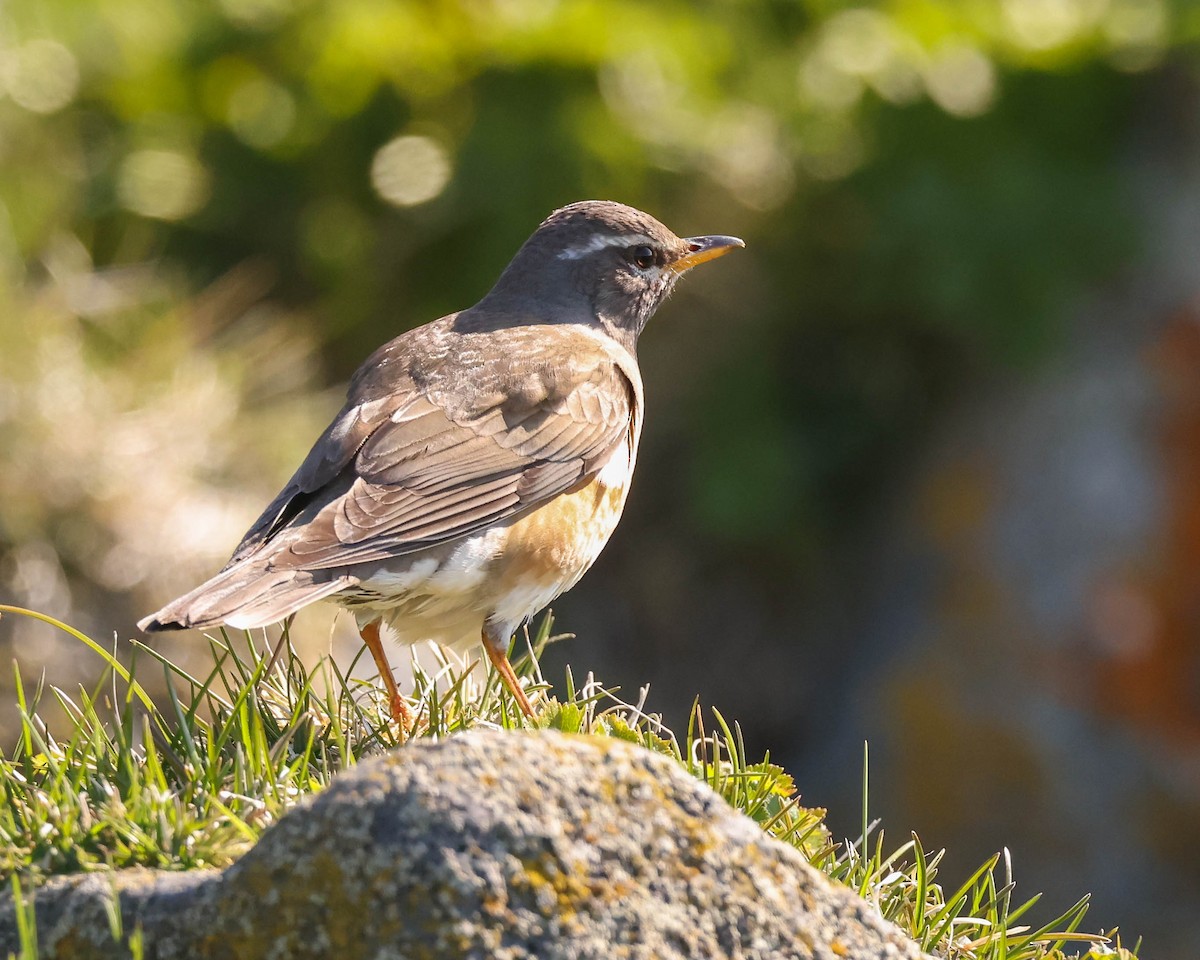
(0, 730, 930, 959)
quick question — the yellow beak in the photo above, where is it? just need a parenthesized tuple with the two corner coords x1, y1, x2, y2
(670, 235, 746, 274)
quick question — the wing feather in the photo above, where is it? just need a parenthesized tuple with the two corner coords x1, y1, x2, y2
(230, 320, 638, 573)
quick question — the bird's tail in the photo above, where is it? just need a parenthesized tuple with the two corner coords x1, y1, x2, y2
(138, 559, 356, 633)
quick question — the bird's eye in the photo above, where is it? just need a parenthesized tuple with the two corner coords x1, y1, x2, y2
(629, 245, 656, 270)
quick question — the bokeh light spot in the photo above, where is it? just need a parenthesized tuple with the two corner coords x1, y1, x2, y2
(798, 52, 864, 112)
(924, 45, 997, 118)
(117, 149, 211, 221)
(708, 107, 795, 209)
(227, 77, 296, 149)
(822, 9, 897, 77)
(3, 39, 79, 114)
(370, 135, 451, 208)
(1003, 0, 1106, 51)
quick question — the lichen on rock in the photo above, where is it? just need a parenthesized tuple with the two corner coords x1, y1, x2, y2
(0, 730, 930, 959)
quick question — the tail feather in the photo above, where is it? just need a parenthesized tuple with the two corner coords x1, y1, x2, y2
(139, 559, 356, 633)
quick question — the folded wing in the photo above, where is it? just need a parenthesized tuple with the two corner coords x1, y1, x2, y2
(230, 327, 635, 572)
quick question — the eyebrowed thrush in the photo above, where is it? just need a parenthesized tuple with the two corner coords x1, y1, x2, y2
(139, 201, 743, 727)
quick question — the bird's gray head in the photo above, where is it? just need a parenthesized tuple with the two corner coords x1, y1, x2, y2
(476, 200, 743, 348)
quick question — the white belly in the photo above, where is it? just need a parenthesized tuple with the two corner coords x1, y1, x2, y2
(343, 441, 634, 651)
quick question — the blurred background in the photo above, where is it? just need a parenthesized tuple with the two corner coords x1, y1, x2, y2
(2, 0, 1199, 953)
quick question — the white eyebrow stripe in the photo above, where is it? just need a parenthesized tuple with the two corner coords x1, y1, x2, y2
(557, 233, 655, 260)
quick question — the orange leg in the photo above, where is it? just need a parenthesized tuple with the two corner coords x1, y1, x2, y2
(360, 618, 414, 734)
(483, 628, 536, 719)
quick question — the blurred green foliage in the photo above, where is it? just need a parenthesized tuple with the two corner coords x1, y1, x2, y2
(0, 0, 1190, 608)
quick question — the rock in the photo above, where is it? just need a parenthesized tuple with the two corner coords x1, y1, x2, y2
(0, 730, 930, 959)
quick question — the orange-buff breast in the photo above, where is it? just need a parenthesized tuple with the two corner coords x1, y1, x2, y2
(493, 469, 630, 598)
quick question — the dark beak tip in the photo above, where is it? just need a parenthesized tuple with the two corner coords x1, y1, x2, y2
(687, 235, 746, 253)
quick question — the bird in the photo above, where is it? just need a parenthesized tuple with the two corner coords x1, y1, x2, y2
(139, 200, 743, 729)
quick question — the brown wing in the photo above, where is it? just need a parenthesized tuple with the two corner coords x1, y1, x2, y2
(227, 319, 635, 572)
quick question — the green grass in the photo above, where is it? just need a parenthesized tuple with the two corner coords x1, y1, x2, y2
(1, 604, 1137, 960)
